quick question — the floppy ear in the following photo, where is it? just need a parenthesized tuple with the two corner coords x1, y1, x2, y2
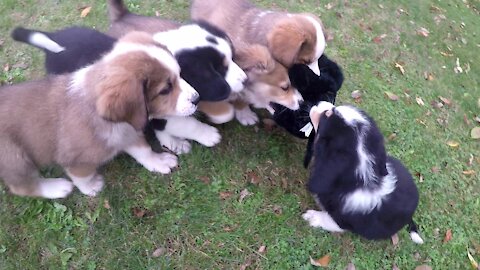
(267, 19, 306, 67)
(234, 44, 275, 74)
(199, 76, 231, 101)
(95, 68, 147, 130)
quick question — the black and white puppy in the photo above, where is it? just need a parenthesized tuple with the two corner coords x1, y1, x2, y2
(11, 22, 247, 154)
(302, 101, 424, 243)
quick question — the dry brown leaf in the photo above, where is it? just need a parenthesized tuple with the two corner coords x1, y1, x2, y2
(351, 90, 362, 99)
(440, 51, 453, 57)
(387, 133, 397, 141)
(152, 247, 166, 257)
(471, 127, 480, 139)
(3, 63, 10, 72)
(385, 91, 399, 101)
(415, 172, 424, 183)
(80, 6, 92, 18)
(239, 188, 252, 203)
(103, 199, 111, 209)
(240, 259, 252, 270)
(132, 207, 146, 218)
(462, 170, 476, 176)
(447, 141, 460, 148)
(310, 255, 331, 267)
(416, 97, 425, 106)
(199, 176, 211, 184)
(258, 245, 266, 254)
(439, 96, 452, 106)
(391, 233, 399, 247)
(219, 191, 233, 200)
(431, 167, 440, 173)
(443, 229, 452, 243)
(464, 115, 472, 126)
(325, 3, 334, 10)
(246, 171, 261, 185)
(468, 248, 479, 269)
(417, 27, 430, 37)
(395, 62, 405, 75)
(424, 72, 434, 81)
(415, 265, 432, 270)
(372, 34, 387, 44)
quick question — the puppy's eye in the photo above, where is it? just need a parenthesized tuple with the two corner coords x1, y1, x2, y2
(280, 84, 290, 91)
(159, 80, 173, 95)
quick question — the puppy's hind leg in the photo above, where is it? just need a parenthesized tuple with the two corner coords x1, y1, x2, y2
(302, 210, 345, 232)
(65, 165, 104, 197)
(407, 219, 424, 244)
(0, 143, 73, 199)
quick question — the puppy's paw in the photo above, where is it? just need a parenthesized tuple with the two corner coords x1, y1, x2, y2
(194, 125, 221, 147)
(143, 152, 178, 174)
(163, 136, 192, 155)
(235, 107, 259, 126)
(74, 175, 105, 197)
(302, 209, 322, 226)
(39, 178, 74, 199)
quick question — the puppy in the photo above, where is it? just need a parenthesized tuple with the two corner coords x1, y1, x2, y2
(107, 0, 248, 154)
(302, 102, 424, 243)
(191, 0, 326, 125)
(272, 54, 344, 140)
(0, 32, 199, 199)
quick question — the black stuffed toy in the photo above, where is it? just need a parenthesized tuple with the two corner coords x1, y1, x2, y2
(271, 54, 344, 167)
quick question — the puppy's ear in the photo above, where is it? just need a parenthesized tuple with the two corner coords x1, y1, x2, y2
(95, 68, 147, 131)
(268, 18, 307, 68)
(289, 64, 314, 91)
(199, 77, 231, 101)
(235, 44, 275, 74)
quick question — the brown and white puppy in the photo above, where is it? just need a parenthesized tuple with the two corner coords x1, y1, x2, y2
(191, 0, 325, 125)
(0, 32, 199, 199)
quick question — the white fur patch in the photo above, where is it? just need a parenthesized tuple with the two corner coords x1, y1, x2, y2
(174, 79, 199, 117)
(225, 62, 247, 92)
(335, 105, 369, 127)
(235, 106, 259, 126)
(39, 178, 74, 199)
(124, 143, 178, 174)
(303, 16, 326, 76)
(29, 32, 65, 53)
(342, 162, 397, 214)
(410, 232, 424, 244)
(67, 172, 104, 197)
(302, 209, 345, 232)
(163, 116, 221, 147)
(68, 66, 90, 95)
(310, 101, 334, 116)
(155, 130, 192, 155)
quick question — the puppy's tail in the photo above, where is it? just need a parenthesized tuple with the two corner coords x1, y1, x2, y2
(11, 27, 65, 53)
(407, 219, 424, 244)
(107, 0, 129, 22)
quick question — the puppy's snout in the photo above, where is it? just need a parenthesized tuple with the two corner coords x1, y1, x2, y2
(192, 94, 200, 105)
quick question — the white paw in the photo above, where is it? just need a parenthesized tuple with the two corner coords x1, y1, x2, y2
(39, 178, 74, 199)
(235, 107, 259, 126)
(74, 175, 105, 197)
(142, 152, 178, 174)
(194, 125, 221, 147)
(159, 134, 192, 155)
(302, 209, 323, 227)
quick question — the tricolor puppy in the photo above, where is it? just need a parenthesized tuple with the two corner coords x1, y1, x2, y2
(302, 102, 424, 243)
(191, 0, 326, 125)
(0, 32, 199, 199)
(107, 0, 248, 154)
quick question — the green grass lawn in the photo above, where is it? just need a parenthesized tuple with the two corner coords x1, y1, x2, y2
(1, 0, 479, 269)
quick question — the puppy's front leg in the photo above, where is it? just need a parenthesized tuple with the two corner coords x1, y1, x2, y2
(66, 165, 104, 197)
(162, 116, 221, 148)
(302, 210, 345, 232)
(124, 135, 178, 174)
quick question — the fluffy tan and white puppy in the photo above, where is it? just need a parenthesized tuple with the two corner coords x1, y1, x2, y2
(0, 32, 199, 199)
(191, 0, 325, 125)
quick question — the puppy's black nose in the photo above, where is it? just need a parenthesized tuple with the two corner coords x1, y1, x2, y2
(192, 95, 200, 105)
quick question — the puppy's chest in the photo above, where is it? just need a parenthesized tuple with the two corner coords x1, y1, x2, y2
(99, 123, 137, 149)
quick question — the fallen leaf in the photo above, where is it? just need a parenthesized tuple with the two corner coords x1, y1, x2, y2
(132, 207, 146, 218)
(443, 229, 452, 243)
(239, 188, 252, 203)
(80, 6, 92, 18)
(462, 170, 476, 176)
(199, 176, 211, 184)
(103, 199, 111, 209)
(219, 191, 233, 200)
(272, 205, 283, 215)
(471, 127, 480, 139)
(417, 27, 430, 37)
(446, 141, 460, 148)
(246, 171, 260, 185)
(391, 233, 399, 247)
(3, 63, 10, 72)
(152, 247, 166, 257)
(310, 255, 331, 267)
(440, 51, 453, 57)
(346, 262, 356, 270)
(258, 245, 266, 253)
(240, 259, 252, 270)
(454, 58, 463, 73)
(464, 115, 471, 126)
(431, 100, 444, 109)
(385, 91, 399, 101)
(415, 265, 432, 270)
(325, 3, 334, 10)
(395, 62, 405, 75)
(430, 5, 444, 13)
(372, 34, 387, 44)
(431, 167, 440, 173)
(416, 97, 425, 106)
(439, 96, 452, 106)
(415, 172, 424, 183)
(351, 90, 362, 99)
(424, 72, 434, 81)
(387, 133, 397, 141)
(468, 154, 474, 166)
(467, 249, 479, 269)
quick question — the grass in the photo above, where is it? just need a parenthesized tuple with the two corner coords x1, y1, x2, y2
(0, 0, 479, 269)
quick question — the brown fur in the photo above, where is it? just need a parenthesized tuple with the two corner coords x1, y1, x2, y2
(0, 32, 183, 198)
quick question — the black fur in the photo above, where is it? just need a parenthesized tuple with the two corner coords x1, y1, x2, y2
(272, 54, 344, 139)
(305, 104, 422, 241)
(11, 27, 116, 75)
